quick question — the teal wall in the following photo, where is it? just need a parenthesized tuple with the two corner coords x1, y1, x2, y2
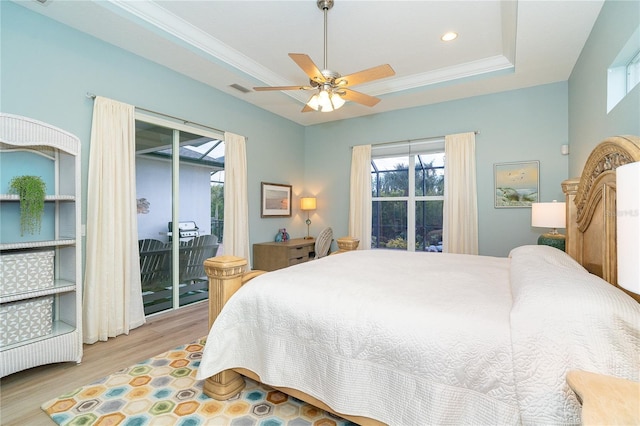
(568, 0, 640, 177)
(305, 83, 569, 257)
(1, 1, 306, 248)
(2, 0, 636, 260)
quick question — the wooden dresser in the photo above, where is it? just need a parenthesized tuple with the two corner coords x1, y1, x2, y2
(253, 238, 315, 271)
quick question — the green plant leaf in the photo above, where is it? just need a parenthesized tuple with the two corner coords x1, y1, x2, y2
(8, 175, 46, 236)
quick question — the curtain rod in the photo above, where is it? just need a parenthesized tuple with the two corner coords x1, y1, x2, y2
(86, 92, 226, 136)
(371, 131, 479, 148)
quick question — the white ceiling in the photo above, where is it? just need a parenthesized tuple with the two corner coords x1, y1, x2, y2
(16, 0, 604, 126)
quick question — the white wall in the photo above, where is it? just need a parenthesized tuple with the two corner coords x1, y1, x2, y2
(136, 157, 213, 243)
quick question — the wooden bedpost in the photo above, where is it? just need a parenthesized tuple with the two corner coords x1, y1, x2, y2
(562, 178, 580, 260)
(202, 255, 248, 400)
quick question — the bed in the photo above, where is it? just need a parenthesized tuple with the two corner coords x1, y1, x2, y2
(196, 136, 640, 425)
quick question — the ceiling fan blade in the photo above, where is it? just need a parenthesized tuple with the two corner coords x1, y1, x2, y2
(340, 88, 381, 107)
(335, 64, 395, 87)
(301, 104, 315, 113)
(253, 85, 313, 91)
(289, 53, 326, 83)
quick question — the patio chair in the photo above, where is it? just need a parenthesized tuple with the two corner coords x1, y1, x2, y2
(179, 234, 219, 283)
(138, 239, 171, 291)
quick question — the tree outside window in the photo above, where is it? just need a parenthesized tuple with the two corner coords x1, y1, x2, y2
(371, 152, 444, 251)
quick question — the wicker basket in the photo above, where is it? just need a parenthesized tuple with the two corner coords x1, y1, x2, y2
(0, 296, 53, 346)
(0, 250, 54, 296)
(336, 237, 360, 251)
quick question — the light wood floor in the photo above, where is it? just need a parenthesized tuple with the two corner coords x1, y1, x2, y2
(0, 301, 209, 426)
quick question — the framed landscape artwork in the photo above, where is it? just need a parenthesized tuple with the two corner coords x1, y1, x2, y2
(261, 182, 292, 217)
(494, 161, 539, 208)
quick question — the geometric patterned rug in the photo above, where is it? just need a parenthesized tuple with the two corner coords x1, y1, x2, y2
(41, 337, 355, 426)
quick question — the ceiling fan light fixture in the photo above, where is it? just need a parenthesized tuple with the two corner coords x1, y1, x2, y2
(255, 0, 394, 113)
(307, 88, 345, 112)
(307, 93, 321, 111)
(330, 92, 345, 109)
(317, 89, 335, 112)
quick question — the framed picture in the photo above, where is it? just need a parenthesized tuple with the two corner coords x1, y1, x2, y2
(494, 161, 540, 208)
(261, 182, 292, 217)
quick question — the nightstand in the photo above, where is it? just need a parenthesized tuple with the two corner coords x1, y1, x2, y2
(253, 238, 315, 271)
(566, 370, 640, 425)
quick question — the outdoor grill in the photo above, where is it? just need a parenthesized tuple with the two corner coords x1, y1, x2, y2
(168, 221, 200, 239)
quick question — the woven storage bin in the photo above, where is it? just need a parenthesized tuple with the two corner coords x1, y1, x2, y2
(0, 295, 53, 346)
(336, 237, 360, 251)
(0, 250, 55, 296)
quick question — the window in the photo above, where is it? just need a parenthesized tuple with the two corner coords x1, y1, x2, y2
(135, 113, 224, 316)
(627, 50, 640, 94)
(607, 27, 640, 113)
(371, 141, 445, 251)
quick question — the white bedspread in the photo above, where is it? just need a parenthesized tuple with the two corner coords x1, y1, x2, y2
(197, 246, 640, 425)
(508, 245, 640, 425)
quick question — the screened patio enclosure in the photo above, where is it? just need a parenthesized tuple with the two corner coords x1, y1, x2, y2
(135, 117, 224, 315)
(371, 151, 444, 251)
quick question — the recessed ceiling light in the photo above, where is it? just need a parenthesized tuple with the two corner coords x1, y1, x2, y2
(441, 32, 458, 42)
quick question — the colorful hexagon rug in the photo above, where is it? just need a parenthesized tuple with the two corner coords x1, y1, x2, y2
(41, 337, 355, 425)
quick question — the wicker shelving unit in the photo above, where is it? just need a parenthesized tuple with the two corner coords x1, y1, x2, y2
(0, 113, 83, 376)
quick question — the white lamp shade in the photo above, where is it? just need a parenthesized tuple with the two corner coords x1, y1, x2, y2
(306, 90, 345, 112)
(531, 201, 566, 229)
(330, 92, 345, 109)
(300, 197, 317, 211)
(307, 94, 320, 111)
(617, 161, 640, 295)
(317, 90, 332, 111)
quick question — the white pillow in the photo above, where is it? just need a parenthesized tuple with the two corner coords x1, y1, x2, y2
(509, 244, 587, 272)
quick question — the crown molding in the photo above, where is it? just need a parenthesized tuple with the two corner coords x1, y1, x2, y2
(106, 0, 514, 104)
(362, 55, 515, 96)
(107, 0, 285, 85)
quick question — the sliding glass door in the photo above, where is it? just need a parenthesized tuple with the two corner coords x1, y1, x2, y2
(135, 114, 224, 315)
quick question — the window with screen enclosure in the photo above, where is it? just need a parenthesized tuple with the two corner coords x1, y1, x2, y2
(371, 139, 444, 252)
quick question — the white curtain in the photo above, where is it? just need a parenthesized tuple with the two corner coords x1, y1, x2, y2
(83, 96, 145, 344)
(443, 132, 478, 254)
(222, 132, 250, 262)
(349, 145, 372, 250)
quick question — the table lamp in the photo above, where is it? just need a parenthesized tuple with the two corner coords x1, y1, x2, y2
(300, 197, 317, 239)
(532, 200, 566, 251)
(617, 161, 640, 295)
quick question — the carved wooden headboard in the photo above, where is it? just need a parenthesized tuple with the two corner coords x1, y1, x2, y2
(562, 135, 640, 302)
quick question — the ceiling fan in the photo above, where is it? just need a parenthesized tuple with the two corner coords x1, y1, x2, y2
(253, 0, 395, 113)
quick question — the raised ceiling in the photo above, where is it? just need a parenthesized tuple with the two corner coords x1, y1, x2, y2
(16, 0, 604, 126)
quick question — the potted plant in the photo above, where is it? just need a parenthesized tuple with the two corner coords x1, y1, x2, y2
(8, 175, 47, 236)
